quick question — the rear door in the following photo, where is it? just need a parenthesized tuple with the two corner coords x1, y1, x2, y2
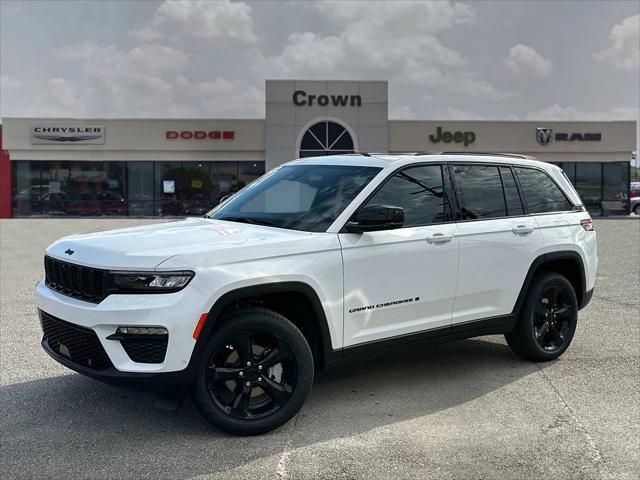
(339, 163, 459, 347)
(450, 163, 547, 324)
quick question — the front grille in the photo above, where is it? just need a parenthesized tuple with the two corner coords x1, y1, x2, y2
(40, 311, 113, 370)
(121, 337, 168, 363)
(44, 256, 107, 303)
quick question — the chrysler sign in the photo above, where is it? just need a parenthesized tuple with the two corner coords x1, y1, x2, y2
(31, 125, 105, 145)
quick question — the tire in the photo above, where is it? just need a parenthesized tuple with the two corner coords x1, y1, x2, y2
(505, 272, 578, 362)
(633, 204, 640, 215)
(191, 308, 314, 435)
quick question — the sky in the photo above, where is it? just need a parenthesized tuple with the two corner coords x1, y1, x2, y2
(0, 0, 638, 135)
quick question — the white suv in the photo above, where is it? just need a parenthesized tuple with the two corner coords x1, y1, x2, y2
(36, 153, 597, 435)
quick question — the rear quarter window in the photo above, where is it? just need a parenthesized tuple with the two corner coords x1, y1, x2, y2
(515, 167, 573, 213)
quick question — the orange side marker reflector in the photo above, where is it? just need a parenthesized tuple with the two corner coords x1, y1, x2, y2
(193, 313, 208, 340)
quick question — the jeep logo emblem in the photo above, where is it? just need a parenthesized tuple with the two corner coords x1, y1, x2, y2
(429, 126, 476, 147)
(536, 127, 553, 145)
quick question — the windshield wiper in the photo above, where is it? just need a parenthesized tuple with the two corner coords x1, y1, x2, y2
(217, 216, 275, 226)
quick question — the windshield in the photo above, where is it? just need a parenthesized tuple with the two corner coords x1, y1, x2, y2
(208, 164, 381, 232)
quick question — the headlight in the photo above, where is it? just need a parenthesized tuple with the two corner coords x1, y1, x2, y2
(110, 271, 194, 293)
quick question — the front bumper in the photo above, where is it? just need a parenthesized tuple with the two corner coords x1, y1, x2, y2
(41, 335, 192, 391)
(36, 279, 209, 375)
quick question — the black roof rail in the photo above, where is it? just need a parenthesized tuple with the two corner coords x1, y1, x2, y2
(342, 152, 371, 157)
(439, 152, 530, 159)
(413, 151, 442, 156)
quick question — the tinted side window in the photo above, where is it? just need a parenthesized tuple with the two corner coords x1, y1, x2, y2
(365, 165, 444, 227)
(499, 167, 524, 216)
(451, 165, 506, 219)
(515, 167, 573, 213)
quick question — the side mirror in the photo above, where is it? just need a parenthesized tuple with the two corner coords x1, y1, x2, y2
(346, 204, 404, 233)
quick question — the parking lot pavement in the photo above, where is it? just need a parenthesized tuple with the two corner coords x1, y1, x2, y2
(1, 218, 638, 480)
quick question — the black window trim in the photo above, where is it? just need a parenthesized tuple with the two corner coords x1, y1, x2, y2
(448, 162, 581, 224)
(448, 162, 509, 221)
(513, 165, 579, 215)
(338, 162, 454, 232)
(339, 160, 583, 233)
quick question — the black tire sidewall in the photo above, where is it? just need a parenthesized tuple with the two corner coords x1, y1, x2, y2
(192, 309, 314, 435)
(521, 273, 578, 360)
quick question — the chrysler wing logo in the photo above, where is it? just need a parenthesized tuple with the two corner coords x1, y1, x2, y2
(32, 134, 102, 142)
(536, 127, 553, 145)
(64, 249, 74, 255)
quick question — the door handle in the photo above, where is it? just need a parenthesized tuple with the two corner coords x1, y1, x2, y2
(512, 225, 534, 235)
(426, 233, 453, 244)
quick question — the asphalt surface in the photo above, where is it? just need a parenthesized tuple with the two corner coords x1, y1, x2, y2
(1, 218, 638, 480)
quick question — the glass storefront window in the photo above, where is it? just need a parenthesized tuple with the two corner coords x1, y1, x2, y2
(155, 162, 182, 216)
(558, 162, 576, 184)
(127, 162, 154, 216)
(602, 162, 629, 215)
(182, 162, 214, 216)
(576, 163, 602, 216)
(12, 161, 30, 216)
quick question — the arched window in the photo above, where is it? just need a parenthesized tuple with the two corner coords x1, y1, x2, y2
(299, 121, 354, 158)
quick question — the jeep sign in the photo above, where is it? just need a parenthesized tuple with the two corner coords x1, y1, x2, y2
(429, 126, 476, 147)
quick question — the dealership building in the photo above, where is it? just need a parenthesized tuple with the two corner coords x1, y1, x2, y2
(0, 80, 636, 218)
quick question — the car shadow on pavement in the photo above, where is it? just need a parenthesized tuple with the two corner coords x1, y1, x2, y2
(0, 337, 536, 479)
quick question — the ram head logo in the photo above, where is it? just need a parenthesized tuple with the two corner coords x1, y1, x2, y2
(536, 127, 553, 145)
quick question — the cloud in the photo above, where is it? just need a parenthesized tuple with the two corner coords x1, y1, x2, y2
(524, 104, 639, 121)
(505, 44, 553, 78)
(1, 74, 22, 90)
(46, 78, 80, 109)
(134, 0, 256, 45)
(389, 105, 417, 119)
(260, 1, 513, 101)
(593, 14, 639, 71)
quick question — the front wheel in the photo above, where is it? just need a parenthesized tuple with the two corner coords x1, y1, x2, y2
(505, 272, 578, 361)
(191, 308, 314, 435)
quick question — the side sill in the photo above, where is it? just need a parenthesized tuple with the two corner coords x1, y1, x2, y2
(325, 314, 516, 367)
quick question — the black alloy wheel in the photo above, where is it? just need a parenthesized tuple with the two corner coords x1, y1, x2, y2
(533, 284, 573, 352)
(192, 308, 314, 435)
(207, 330, 296, 420)
(505, 272, 578, 361)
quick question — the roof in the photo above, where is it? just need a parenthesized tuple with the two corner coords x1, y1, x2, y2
(286, 152, 551, 170)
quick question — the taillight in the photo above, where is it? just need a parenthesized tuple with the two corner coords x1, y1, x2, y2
(580, 218, 594, 231)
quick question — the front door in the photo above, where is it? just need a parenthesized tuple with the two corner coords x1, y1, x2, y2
(339, 164, 459, 347)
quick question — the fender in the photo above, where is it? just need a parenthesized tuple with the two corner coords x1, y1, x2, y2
(512, 250, 589, 316)
(185, 282, 338, 379)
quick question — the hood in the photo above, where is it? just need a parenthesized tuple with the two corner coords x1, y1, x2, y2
(46, 218, 312, 270)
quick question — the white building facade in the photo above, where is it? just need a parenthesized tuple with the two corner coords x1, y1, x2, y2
(2, 80, 636, 217)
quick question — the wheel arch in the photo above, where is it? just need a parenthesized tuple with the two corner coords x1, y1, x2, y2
(187, 282, 338, 377)
(513, 251, 589, 315)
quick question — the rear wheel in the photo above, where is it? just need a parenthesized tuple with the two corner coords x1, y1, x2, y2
(192, 308, 313, 435)
(505, 272, 578, 361)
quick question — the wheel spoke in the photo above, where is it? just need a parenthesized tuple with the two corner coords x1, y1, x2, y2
(231, 383, 252, 417)
(209, 365, 242, 383)
(535, 302, 548, 319)
(547, 286, 561, 308)
(549, 325, 564, 346)
(554, 304, 570, 317)
(258, 349, 284, 369)
(234, 333, 254, 364)
(536, 322, 550, 339)
(260, 376, 291, 405)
